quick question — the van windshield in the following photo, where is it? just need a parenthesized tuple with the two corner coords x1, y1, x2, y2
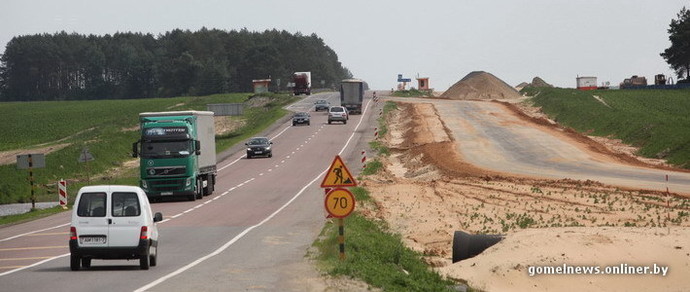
(141, 140, 192, 158)
(77, 193, 107, 217)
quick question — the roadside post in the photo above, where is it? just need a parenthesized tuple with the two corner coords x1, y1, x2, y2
(321, 155, 357, 261)
(77, 147, 95, 182)
(58, 179, 68, 209)
(16, 154, 46, 210)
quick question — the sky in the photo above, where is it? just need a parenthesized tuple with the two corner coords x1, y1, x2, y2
(1, 0, 687, 90)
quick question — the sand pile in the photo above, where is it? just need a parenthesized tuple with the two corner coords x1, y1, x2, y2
(440, 71, 522, 100)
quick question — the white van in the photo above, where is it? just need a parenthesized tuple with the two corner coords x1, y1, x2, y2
(69, 185, 162, 270)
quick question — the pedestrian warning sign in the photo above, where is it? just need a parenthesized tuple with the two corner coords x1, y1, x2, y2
(320, 155, 357, 188)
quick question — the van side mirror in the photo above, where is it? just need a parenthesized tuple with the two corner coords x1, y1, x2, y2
(132, 141, 139, 158)
(153, 212, 163, 222)
(195, 140, 201, 155)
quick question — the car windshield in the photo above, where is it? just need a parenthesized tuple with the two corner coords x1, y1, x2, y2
(294, 112, 308, 117)
(248, 138, 269, 145)
(315, 100, 327, 104)
(330, 107, 344, 112)
(141, 140, 192, 158)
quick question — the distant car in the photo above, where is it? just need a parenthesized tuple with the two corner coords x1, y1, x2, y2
(328, 106, 348, 124)
(292, 112, 310, 126)
(245, 137, 273, 158)
(70, 185, 163, 271)
(314, 99, 330, 111)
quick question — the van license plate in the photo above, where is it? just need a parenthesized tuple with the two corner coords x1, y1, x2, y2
(80, 236, 106, 245)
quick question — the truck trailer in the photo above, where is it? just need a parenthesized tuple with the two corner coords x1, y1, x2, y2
(340, 79, 364, 114)
(132, 111, 217, 201)
(292, 72, 312, 95)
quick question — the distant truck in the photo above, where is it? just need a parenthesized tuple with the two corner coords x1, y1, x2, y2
(292, 72, 312, 95)
(340, 79, 364, 114)
(132, 111, 217, 201)
(620, 75, 648, 89)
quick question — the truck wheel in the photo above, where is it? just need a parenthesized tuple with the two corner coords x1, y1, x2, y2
(203, 175, 214, 196)
(70, 254, 80, 271)
(195, 178, 203, 199)
(140, 247, 150, 270)
(81, 258, 91, 268)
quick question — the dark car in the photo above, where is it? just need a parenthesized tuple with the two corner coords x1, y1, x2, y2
(245, 137, 273, 159)
(292, 112, 311, 126)
(314, 99, 330, 111)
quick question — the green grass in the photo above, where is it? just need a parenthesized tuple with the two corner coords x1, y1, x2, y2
(392, 89, 433, 98)
(523, 87, 690, 168)
(0, 92, 295, 205)
(313, 205, 456, 291)
(0, 206, 67, 226)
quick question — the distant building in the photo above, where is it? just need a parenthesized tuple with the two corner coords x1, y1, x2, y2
(417, 77, 430, 90)
(576, 76, 597, 90)
(252, 79, 271, 93)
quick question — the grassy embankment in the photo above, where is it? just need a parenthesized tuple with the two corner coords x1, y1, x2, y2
(0, 93, 296, 224)
(312, 101, 465, 291)
(391, 88, 433, 98)
(523, 87, 690, 168)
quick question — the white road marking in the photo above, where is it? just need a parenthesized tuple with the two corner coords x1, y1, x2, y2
(0, 253, 69, 277)
(135, 99, 372, 291)
(0, 223, 70, 243)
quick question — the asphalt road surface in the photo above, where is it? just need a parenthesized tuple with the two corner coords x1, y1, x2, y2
(411, 98, 690, 195)
(0, 92, 381, 291)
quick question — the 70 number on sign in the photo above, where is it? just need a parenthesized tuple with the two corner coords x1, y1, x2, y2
(324, 188, 355, 218)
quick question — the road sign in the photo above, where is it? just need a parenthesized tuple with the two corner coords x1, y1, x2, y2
(16, 154, 46, 169)
(320, 155, 357, 188)
(324, 188, 356, 218)
(78, 147, 94, 163)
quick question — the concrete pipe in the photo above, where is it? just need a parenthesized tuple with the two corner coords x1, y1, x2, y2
(452, 231, 504, 263)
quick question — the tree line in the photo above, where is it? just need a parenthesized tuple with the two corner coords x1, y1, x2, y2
(0, 28, 352, 101)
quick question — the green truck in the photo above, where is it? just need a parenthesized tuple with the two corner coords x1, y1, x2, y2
(132, 111, 217, 201)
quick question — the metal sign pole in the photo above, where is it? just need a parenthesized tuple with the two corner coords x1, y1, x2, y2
(338, 218, 345, 261)
(28, 154, 35, 210)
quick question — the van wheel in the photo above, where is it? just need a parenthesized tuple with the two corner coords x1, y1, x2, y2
(70, 254, 80, 271)
(81, 258, 91, 268)
(344, 120, 347, 124)
(150, 246, 157, 267)
(140, 248, 150, 270)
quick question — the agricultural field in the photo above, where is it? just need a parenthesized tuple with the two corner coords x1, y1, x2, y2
(522, 87, 690, 168)
(0, 93, 296, 204)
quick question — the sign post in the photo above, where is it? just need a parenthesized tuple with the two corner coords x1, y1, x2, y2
(321, 155, 357, 261)
(17, 154, 46, 210)
(78, 147, 95, 182)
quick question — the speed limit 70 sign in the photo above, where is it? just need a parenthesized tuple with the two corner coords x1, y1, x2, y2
(324, 188, 356, 218)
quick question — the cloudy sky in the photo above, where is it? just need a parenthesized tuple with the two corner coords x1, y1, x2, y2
(1, 0, 687, 90)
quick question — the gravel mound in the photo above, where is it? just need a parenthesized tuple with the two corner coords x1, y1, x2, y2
(440, 71, 522, 100)
(527, 76, 553, 88)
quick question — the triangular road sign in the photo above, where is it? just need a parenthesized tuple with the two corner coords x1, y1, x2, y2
(321, 155, 357, 188)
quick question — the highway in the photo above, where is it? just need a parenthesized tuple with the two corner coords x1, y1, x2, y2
(0, 92, 379, 291)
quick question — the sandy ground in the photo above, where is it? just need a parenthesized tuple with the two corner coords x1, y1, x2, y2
(361, 100, 690, 291)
